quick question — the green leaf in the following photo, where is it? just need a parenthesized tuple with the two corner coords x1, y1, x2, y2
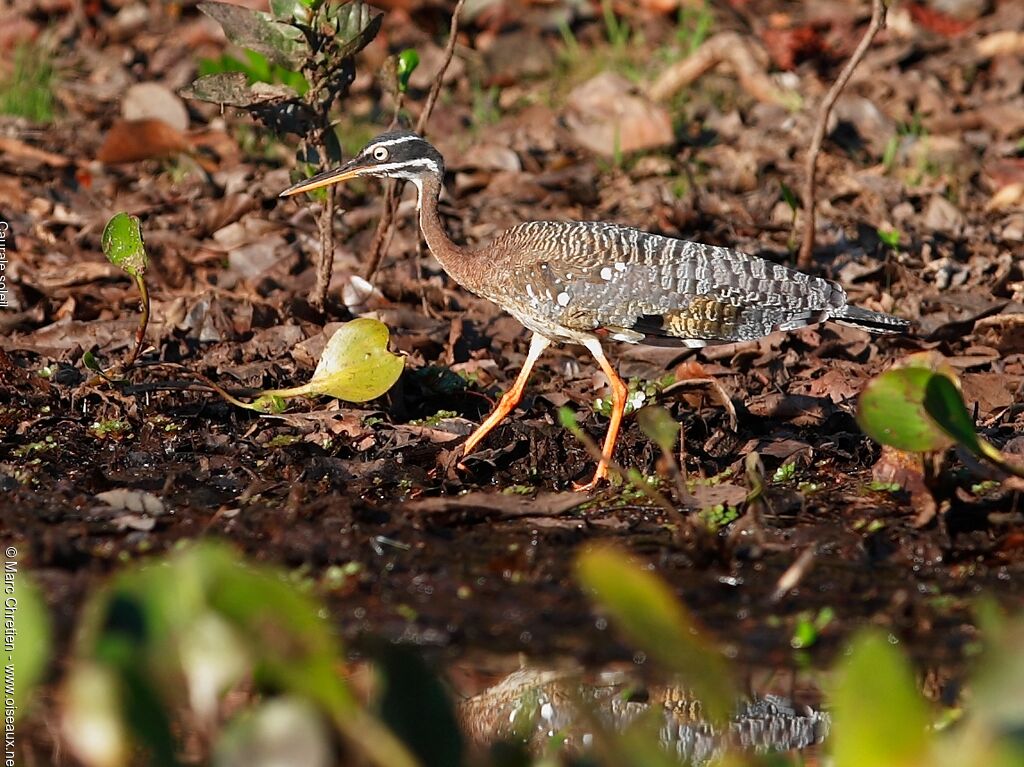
(83, 350, 103, 372)
(7, 573, 51, 719)
(557, 406, 582, 435)
(921, 373, 983, 454)
(397, 49, 419, 93)
(102, 212, 148, 279)
(779, 181, 798, 212)
(324, 1, 383, 59)
(856, 365, 956, 453)
(636, 406, 679, 455)
(305, 318, 404, 403)
(830, 630, 930, 767)
(198, 2, 308, 70)
(575, 546, 734, 725)
(269, 0, 311, 23)
(877, 227, 902, 248)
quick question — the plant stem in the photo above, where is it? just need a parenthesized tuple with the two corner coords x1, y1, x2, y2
(126, 275, 150, 369)
(312, 180, 335, 312)
(798, 0, 886, 269)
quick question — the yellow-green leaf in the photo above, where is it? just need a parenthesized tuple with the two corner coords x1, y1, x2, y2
(306, 318, 404, 403)
(857, 363, 957, 453)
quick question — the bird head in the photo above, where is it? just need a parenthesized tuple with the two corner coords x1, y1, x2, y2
(279, 130, 444, 197)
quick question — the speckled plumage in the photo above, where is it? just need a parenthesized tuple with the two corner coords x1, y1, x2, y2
(471, 220, 870, 347)
(280, 130, 909, 490)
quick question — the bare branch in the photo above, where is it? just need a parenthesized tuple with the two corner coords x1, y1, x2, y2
(797, 0, 886, 270)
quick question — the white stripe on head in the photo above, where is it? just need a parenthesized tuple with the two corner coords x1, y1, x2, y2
(358, 157, 440, 177)
(365, 135, 421, 153)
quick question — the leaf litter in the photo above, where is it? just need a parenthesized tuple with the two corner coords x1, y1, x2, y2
(1, 1, 1024, 759)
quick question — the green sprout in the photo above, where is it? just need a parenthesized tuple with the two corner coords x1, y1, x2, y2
(101, 213, 151, 370)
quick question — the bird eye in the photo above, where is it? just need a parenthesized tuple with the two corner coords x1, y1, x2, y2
(372, 146, 389, 161)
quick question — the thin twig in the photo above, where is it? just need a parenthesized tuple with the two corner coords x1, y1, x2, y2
(797, 0, 886, 270)
(312, 185, 335, 312)
(363, 0, 466, 281)
(415, 0, 466, 135)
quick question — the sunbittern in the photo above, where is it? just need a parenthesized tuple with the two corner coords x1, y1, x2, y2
(281, 130, 908, 491)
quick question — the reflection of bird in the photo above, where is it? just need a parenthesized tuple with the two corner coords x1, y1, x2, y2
(281, 130, 909, 491)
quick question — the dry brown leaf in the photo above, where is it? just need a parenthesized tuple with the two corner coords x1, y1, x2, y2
(97, 118, 190, 164)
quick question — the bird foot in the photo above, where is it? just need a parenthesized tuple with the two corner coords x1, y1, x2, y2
(572, 468, 609, 493)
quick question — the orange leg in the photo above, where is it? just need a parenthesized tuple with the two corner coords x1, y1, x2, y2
(460, 333, 551, 464)
(573, 337, 629, 492)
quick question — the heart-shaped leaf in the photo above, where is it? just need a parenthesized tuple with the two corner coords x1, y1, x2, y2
(307, 318, 404, 402)
(101, 212, 148, 279)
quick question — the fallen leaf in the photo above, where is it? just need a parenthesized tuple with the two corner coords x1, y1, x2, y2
(97, 118, 189, 164)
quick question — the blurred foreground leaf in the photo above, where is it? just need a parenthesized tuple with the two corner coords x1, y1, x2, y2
(830, 631, 929, 767)
(68, 543, 418, 767)
(8, 574, 50, 719)
(575, 546, 734, 725)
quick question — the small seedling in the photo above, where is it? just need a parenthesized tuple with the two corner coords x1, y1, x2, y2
(772, 461, 797, 483)
(101, 212, 151, 370)
(877, 227, 901, 249)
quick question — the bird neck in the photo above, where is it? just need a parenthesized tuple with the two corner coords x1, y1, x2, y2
(412, 173, 484, 292)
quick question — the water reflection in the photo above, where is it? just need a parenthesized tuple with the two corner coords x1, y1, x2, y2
(455, 664, 829, 764)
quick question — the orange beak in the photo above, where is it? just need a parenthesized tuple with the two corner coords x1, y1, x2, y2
(278, 159, 367, 197)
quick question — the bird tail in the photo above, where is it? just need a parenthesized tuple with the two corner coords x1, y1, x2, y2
(832, 305, 910, 334)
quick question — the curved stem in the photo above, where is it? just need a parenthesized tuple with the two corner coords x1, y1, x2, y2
(125, 274, 150, 369)
(798, 0, 886, 269)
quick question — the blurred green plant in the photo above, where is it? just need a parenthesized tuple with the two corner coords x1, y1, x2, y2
(676, 1, 714, 55)
(6, 573, 50, 720)
(877, 227, 902, 249)
(0, 42, 55, 122)
(62, 542, 418, 767)
(7, 539, 1023, 766)
(857, 352, 1024, 479)
(576, 546, 735, 725)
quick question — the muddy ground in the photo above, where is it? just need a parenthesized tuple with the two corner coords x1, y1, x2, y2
(2, 0, 1024, 738)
